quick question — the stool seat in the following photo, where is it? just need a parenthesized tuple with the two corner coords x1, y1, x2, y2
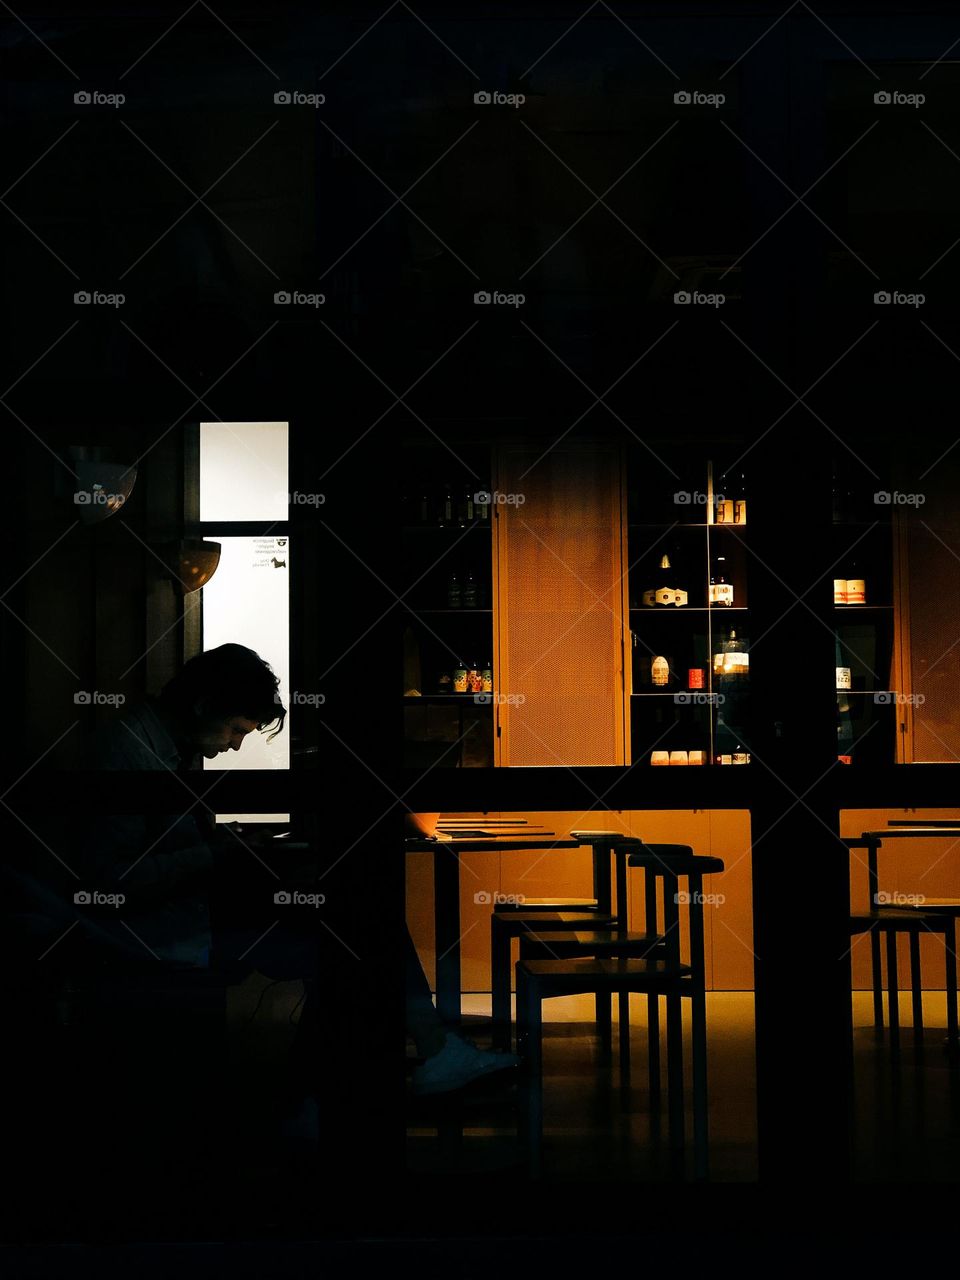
(494, 897, 600, 911)
(627, 850, 723, 873)
(519, 929, 664, 958)
(569, 831, 645, 844)
(851, 908, 955, 930)
(887, 898, 960, 913)
(520, 955, 691, 987)
(496, 910, 619, 929)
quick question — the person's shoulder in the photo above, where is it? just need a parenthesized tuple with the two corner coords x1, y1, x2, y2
(91, 700, 175, 770)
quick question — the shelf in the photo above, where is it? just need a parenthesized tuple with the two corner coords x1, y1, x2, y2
(832, 520, 893, 528)
(406, 608, 493, 614)
(628, 523, 749, 530)
(834, 604, 892, 612)
(404, 695, 493, 702)
(631, 692, 717, 698)
(629, 606, 748, 613)
(403, 523, 492, 533)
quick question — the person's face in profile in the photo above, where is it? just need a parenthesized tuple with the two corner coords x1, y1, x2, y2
(192, 714, 260, 759)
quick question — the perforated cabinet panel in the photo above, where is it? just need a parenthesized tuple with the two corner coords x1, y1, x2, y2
(903, 493, 960, 762)
(496, 444, 627, 766)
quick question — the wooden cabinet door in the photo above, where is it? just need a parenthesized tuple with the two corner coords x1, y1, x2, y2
(493, 441, 629, 766)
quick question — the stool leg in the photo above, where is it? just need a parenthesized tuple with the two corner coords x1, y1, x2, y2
(596, 991, 612, 1060)
(491, 919, 512, 1051)
(886, 930, 900, 1053)
(666, 988, 684, 1161)
(691, 984, 708, 1182)
(648, 992, 661, 1110)
(945, 921, 959, 1051)
(517, 970, 543, 1178)
(619, 989, 631, 1079)
(909, 931, 923, 1037)
(871, 927, 883, 1029)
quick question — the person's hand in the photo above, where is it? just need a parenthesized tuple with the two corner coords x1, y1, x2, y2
(404, 812, 440, 839)
(219, 822, 272, 852)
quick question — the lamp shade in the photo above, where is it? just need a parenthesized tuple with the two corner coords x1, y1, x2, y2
(163, 539, 222, 594)
(74, 461, 137, 525)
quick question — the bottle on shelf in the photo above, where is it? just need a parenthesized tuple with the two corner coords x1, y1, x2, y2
(649, 654, 672, 688)
(403, 626, 421, 697)
(642, 552, 688, 607)
(441, 483, 454, 526)
(733, 470, 747, 525)
(437, 671, 453, 695)
(714, 627, 749, 679)
(481, 661, 493, 693)
(419, 489, 432, 524)
(845, 561, 866, 605)
(477, 488, 490, 522)
(709, 554, 734, 607)
(715, 473, 735, 525)
(461, 486, 475, 525)
(446, 572, 462, 608)
(837, 637, 854, 759)
(466, 660, 482, 694)
(463, 570, 478, 609)
(453, 660, 468, 694)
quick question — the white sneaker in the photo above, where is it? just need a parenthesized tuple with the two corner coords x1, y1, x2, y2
(412, 1032, 519, 1096)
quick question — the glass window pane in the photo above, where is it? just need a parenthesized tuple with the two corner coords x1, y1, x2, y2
(199, 421, 288, 521)
(201, 535, 290, 775)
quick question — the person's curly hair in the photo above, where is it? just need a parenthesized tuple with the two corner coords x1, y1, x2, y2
(159, 644, 286, 741)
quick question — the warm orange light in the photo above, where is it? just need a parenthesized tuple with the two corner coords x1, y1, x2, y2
(162, 539, 222, 594)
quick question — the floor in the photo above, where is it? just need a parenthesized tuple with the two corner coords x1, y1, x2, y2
(407, 990, 960, 1181)
(407, 991, 759, 1181)
(851, 991, 960, 1179)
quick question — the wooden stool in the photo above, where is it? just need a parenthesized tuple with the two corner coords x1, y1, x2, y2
(516, 955, 691, 1178)
(850, 909, 958, 1051)
(516, 847, 724, 1179)
(492, 910, 618, 1049)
